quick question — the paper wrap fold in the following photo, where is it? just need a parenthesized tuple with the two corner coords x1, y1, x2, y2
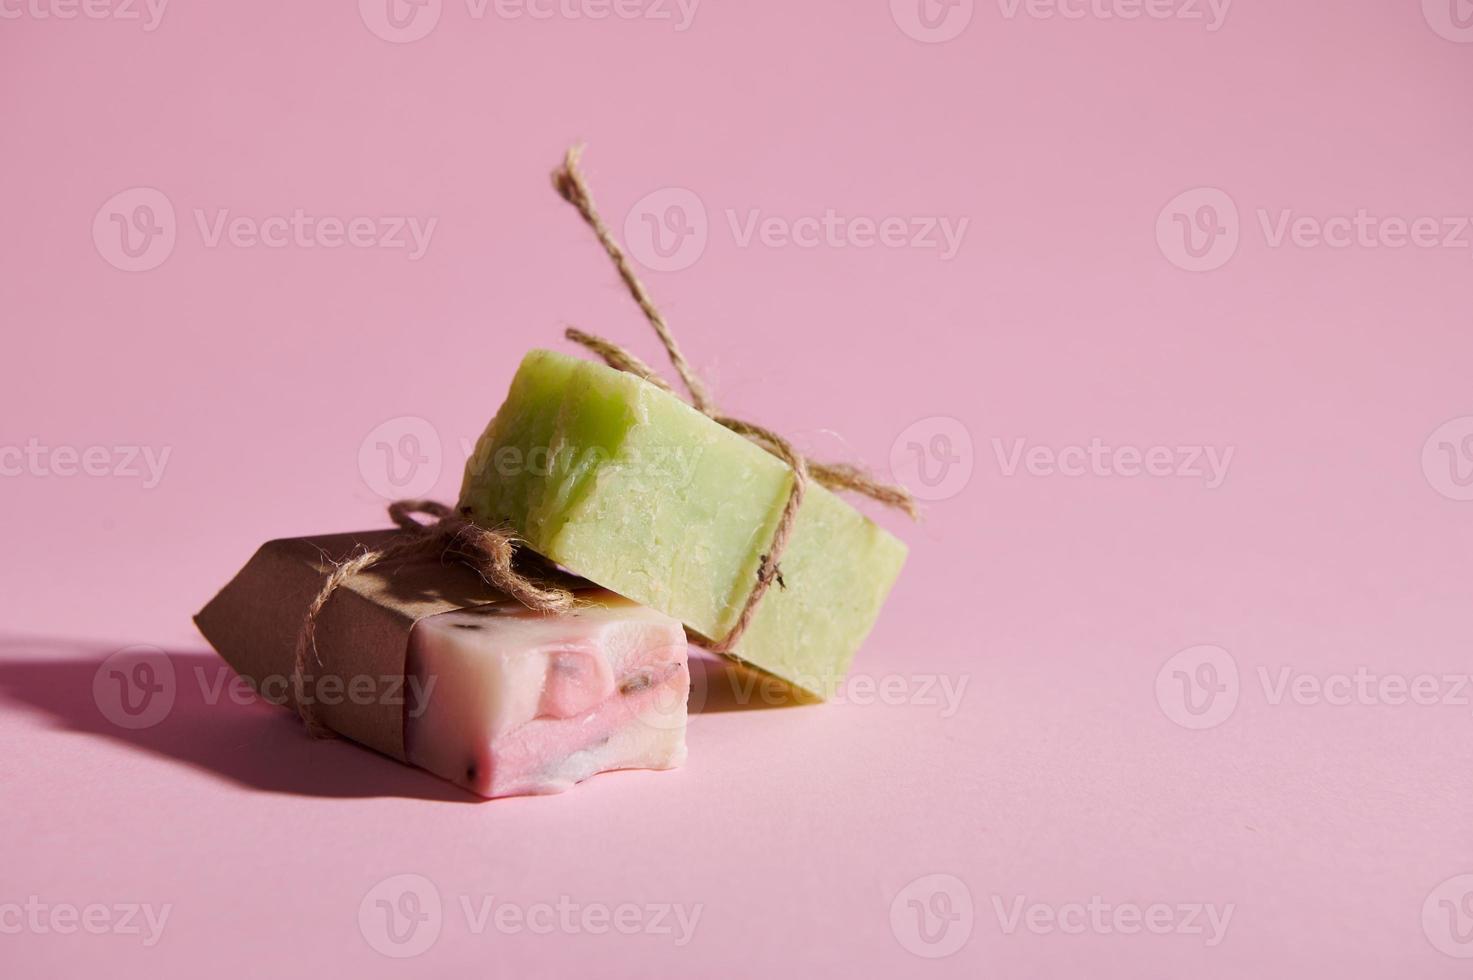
(194, 531, 510, 761)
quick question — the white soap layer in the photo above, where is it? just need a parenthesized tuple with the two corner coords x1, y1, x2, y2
(404, 591, 688, 798)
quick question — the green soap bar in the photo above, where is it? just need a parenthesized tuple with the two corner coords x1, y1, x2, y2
(459, 350, 907, 699)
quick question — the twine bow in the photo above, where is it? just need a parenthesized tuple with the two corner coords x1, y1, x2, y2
(290, 500, 575, 737)
(289, 146, 917, 736)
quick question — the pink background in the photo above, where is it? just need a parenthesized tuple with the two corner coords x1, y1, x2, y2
(4, 1, 1473, 976)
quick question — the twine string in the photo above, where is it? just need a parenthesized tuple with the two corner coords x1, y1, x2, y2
(288, 147, 918, 737)
(553, 148, 715, 415)
(550, 145, 918, 654)
(289, 501, 574, 736)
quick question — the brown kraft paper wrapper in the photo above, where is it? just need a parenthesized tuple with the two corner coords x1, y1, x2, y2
(194, 530, 511, 761)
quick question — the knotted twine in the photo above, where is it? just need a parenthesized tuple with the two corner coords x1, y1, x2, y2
(289, 146, 917, 737)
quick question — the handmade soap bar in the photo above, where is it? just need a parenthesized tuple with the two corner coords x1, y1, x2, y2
(459, 350, 908, 699)
(194, 531, 688, 799)
(405, 593, 688, 798)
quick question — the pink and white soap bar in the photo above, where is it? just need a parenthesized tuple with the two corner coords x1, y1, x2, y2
(404, 591, 689, 798)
